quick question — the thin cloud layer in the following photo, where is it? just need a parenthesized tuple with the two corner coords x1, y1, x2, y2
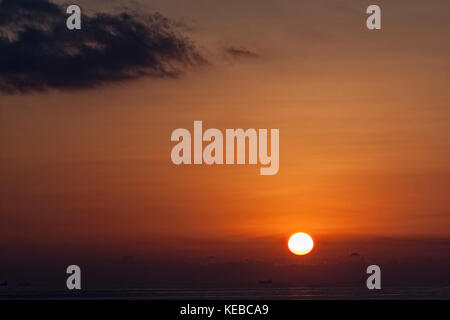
(224, 46, 259, 59)
(0, 0, 204, 93)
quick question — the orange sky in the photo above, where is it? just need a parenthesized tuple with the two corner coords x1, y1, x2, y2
(1, 0, 450, 261)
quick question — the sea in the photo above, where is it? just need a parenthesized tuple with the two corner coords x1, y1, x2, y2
(1, 286, 450, 300)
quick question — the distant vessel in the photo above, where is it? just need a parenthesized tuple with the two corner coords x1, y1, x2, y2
(258, 280, 272, 285)
(0, 281, 7, 287)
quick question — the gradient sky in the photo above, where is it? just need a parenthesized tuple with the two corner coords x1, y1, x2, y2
(1, 1, 450, 285)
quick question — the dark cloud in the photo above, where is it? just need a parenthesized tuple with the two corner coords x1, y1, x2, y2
(224, 46, 259, 59)
(0, 0, 205, 93)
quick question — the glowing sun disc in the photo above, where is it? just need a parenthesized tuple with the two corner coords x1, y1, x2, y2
(288, 232, 314, 255)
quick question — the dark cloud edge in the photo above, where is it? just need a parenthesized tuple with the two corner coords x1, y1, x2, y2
(0, 0, 207, 94)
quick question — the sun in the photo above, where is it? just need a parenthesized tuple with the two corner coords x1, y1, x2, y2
(288, 232, 314, 255)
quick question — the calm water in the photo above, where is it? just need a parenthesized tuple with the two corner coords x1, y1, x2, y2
(1, 286, 450, 300)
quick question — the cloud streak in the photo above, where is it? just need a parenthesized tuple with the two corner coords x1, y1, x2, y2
(224, 46, 259, 60)
(0, 0, 204, 93)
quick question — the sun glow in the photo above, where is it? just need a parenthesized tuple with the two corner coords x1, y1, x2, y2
(288, 232, 314, 255)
